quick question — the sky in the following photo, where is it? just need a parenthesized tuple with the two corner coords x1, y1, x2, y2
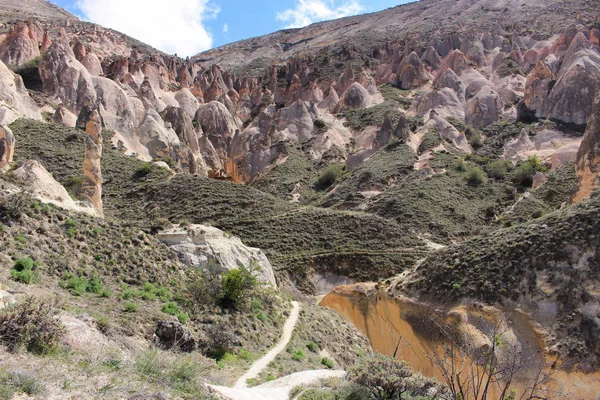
(48, 0, 411, 57)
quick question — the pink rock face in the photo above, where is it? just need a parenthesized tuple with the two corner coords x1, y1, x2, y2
(0, 125, 15, 170)
(546, 32, 600, 125)
(437, 50, 469, 76)
(396, 52, 429, 89)
(0, 22, 40, 66)
(334, 82, 372, 113)
(574, 93, 600, 203)
(39, 36, 96, 113)
(81, 110, 103, 218)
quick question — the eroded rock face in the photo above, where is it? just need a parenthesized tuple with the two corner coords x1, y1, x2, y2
(396, 52, 429, 89)
(0, 22, 40, 67)
(154, 320, 196, 352)
(334, 82, 372, 112)
(12, 160, 97, 215)
(157, 224, 277, 287)
(81, 110, 103, 217)
(0, 125, 15, 170)
(546, 32, 600, 126)
(0, 60, 41, 121)
(39, 32, 96, 113)
(574, 93, 600, 202)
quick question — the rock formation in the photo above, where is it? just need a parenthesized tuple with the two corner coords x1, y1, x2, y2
(81, 109, 103, 217)
(0, 125, 15, 170)
(574, 93, 600, 202)
(12, 160, 97, 215)
(157, 224, 277, 287)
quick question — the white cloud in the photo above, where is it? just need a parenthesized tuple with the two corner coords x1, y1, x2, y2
(76, 0, 220, 56)
(223, 23, 228, 33)
(276, 0, 365, 29)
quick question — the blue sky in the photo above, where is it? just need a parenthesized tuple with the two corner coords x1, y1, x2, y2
(48, 0, 410, 56)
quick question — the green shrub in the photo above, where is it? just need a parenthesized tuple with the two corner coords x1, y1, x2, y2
(486, 159, 513, 180)
(135, 350, 163, 378)
(176, 312, 188, 324)
(162, 301, 181, 316)
(317, 164, 345, 188)
(292, 349, 306, 361)
(60, 273, 104, 296)
(123, 302, 139, 313)
(298, 389, 335, 400)
(10, 258, 39, 284)
(0, 297, 64, 354)
(136, 162, 153, 176)
(466, 167, 488, 185)
(0, 372, 44, 396)
(220, 266, 257, 309)
(239, 348, 253, 360)
(321, 357, 334, 369)
(306, 341, 319, 353)
(465, 126, 483, 149)
(347, 353, 414, 400)
(512, 155, 547, 187)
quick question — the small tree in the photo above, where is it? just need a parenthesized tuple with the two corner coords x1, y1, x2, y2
(220, 264, 258, 309)
(428, 317, 564, 400)
(346, 353, 414, 400)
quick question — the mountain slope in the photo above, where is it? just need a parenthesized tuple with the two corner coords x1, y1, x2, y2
(193, 0, 600, 74)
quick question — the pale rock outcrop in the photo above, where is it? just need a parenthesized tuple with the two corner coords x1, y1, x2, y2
(465, 85, 504, 129)
(574, 93, 600, 202)
(421, 46, 442, 71)
(438, 50, 470, 76)
(358, 71, 378, 95)
(157, 224, 277, 287)
(412, 87, 465, 121)
(81, 52, 103, 76)
(532, 172, 548, 189)
(160, 106, 208, 176)
(195, 101, 241, 164)
(12, 160, 97, 215)
(139, 76, 166, 112)
(546, 32, 600, 125)
(39, 32, 96, 113)
(81, 110, 103, 217)
(0, 22, 39, 67)
(521, 61, 553, 118)
(504, 129, 534, 160)
(53, 106, 77, 127)
(135, 109, 180, 160)
(93, 76, 138, 137)
(60, 315, 110, 352)
(334, 82, 372, 113)
(336, 64, 355, 94)
(396, 52, 429, 89)
(0, 60, 41, 120)
(433, 68, 464, 94)
(276, 100, 318, 142)
(318, 88, 340, 113)
(0, 125, 15, 170)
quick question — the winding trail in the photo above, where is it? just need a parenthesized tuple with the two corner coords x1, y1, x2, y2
(210, 300, 346, 400)
(235, 301, 301, 388)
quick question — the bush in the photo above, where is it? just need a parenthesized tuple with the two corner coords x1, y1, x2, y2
(486, 159, 513, 180)
(203, 323, 238, 360)
(298, 389, 335, 400)
(466, 126, 483, 149)
(306, 341, 319, 352)
(60, 273, 104, 296)
(317, 164, 345, 188)
(10, 257, 39, 284)
(123, 301, 139, 313)
(187, 269, 222, 310)
(466, 167, 488, 185)
(220, 265, 258, 309)
(321, 357, 334, 369)
(292, 349, 306, 361)
(512, 155, 547, 187)
(0, 372, 44, 396)
(346, 353, 414, 400)
(0, 192, 30, 223)
(0, 297, 64, 354)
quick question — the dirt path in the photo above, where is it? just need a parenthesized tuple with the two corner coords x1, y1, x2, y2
(234, 301, 301, 388)
(210, 370, 345, 400)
